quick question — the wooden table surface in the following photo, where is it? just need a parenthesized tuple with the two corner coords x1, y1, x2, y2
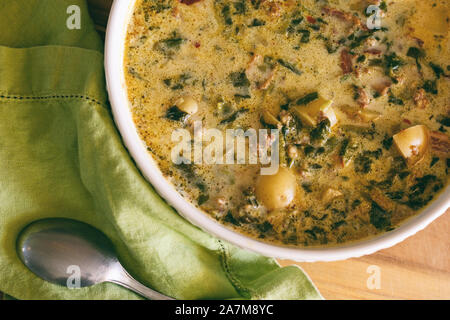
(31, 0, 443, 300)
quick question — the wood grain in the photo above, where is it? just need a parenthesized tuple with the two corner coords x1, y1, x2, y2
(280, 213, 450, 299)
(89, 0, 449, 300)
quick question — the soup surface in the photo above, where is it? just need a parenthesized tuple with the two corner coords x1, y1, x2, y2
(125, 0, 449, 247)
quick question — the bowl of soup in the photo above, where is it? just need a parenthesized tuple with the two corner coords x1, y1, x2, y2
(105, 0, 449, 261)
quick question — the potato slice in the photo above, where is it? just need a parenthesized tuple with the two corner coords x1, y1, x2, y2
(335, 105, 381, 128)
(255, 168, 297, 210)
(359, 109, 381, 122)
(393, 125, 430, 165)
(262, 109, 281, 127)
(293, 96, 337, 127)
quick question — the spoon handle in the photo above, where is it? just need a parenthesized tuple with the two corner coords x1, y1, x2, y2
(110, 265, 174, 300)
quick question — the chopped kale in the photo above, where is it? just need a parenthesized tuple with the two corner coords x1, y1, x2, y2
(326, 42, 339, 54)
(410, 175, 437, 197)
(429, 62, 445, 79)
(128, 67, 144, 80)
(331, 220, 346, 230)
(298, 29, 310, 43)
(422, 80, 438, 95)
(304, 145, 315, 156)
(233, 0, 246, 15)
(165, 106, 189, 122)
(230, 71, 250, 88)
(197, 194, 209, 205)
(354, 154, 373, 174)
(250, 0, 263, 10)
(249, 18, 265, 27)
(234, 94, 251, 99)
(221, 5, 233, 25)
(310, 119, 331, 142)
(257, 221, 273, 233)
(388, 93, 404, 105)
(352, 199, 362, 209)
(220, 109, 249, 124)
(296, 92, 319, 105)
(406, 47, 424, 59)
(163, 73, 193, 90)
(301, 182, 313, 193)
(277, 59, 303, 75)
(154, 32, 185, 56)
(145, 0, 172, 13)
(357, 55, 366, 63)
(430, 157, 439, 168)
(339, 138, 350, 157)
(305, 226, 327, 243)
(407, 46, 425, 70)
(384, 52, 405, 74)
(382, 135, 393, 150)
(369, 201, 391, 230)
(437, 116, 450, 127)
(386, 191, 404, 200)
(224, 211, 240, 226)
(349, 32, 371, 49)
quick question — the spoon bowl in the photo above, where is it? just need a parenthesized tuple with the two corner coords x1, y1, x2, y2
(17, 218, 173, 299)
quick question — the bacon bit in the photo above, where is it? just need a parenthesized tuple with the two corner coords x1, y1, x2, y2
(323, 6, 367, 30)
(410, 145, 419, 156)
(340, 49, 354, 74)
(258, 0, 283, 17)
(413, 37, 425, 47)
(279, 110, 293, 125)
(215, 197, 227, 209)
(179, 0, 203, 5)
(356, 87, 370, 108)
(403, 119, 412, 125)
(364, 48, 382, 55)
(267, 1, 282, 17)
(407, 27, 425, 47)
(247, 54, 262, 68)
(258, 71, 275, 90)
(323, 7, 352, 21)
(430, 131, 450, 157)
(413, 88, 429, 109)
(334, 155, 346, 169)
(193, 41, 201, 48)
(172, 6, 180, 18)
(246, 54, 275, 90)
(306, 16, 316, 24)
(371, 79, 392, 96)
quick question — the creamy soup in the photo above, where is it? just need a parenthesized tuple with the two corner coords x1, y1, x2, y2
(125, 0, 449, 247)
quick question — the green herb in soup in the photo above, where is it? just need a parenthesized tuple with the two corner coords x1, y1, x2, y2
(125, 0, 449, 247)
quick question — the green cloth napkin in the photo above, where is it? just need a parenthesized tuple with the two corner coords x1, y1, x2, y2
(0, 0, 322, 300)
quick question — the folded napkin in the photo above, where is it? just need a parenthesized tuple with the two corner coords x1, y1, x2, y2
(0, 0, 322, 300)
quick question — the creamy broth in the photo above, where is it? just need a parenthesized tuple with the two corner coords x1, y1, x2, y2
(125, 0, 449, 247)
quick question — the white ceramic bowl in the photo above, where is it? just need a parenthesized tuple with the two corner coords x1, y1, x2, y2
(105, 0, 449, 262)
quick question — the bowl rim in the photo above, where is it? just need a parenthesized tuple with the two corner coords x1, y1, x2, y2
(104, 0, 450, 262)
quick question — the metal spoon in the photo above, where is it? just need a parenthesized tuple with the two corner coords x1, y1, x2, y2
(16, 218, 173, 300)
